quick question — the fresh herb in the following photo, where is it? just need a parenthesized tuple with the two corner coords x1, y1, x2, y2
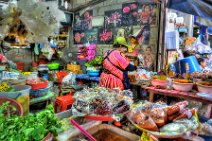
(0, 104, 61, 141)
(0, 101, 17, 120)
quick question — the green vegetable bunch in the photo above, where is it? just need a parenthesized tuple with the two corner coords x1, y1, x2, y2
(0, 104, 61, 141)
(85, 56, 104, 67)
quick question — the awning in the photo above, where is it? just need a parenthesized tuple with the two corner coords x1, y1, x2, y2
(168, 0, 212, 20)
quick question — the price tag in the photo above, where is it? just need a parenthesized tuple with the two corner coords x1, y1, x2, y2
(0, 82, 11, 92)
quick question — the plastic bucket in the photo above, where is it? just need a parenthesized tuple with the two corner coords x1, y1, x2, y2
(16, 62, 25, 71)
(174, 56, 201, 74)
(0, 85, 31, 115)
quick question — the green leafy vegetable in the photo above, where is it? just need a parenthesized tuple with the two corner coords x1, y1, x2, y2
(85, 56, 104, 67)
(0, 104, 61, 141)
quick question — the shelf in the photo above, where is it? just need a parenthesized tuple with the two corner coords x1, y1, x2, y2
(3, 45, 31, 49)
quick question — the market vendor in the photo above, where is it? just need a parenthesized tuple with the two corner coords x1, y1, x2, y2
(0, 54, 17, 69)
(99, 37, 137, 90)
(125, 36, 141, 66)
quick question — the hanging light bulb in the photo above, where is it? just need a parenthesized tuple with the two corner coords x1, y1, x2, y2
(64, 1, 68, 10)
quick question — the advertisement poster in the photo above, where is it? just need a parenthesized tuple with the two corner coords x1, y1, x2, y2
(105, 10, 122, 28)
(122, 2, 139, 26)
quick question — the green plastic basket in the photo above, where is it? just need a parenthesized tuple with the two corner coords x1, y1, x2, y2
(47, 63, 60, 70)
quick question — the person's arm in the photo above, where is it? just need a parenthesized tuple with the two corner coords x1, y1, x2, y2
(125, 63, 137, 71)
(113, 51, 130, 70)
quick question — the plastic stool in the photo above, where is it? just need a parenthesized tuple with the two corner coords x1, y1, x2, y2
(56, 72, 68, 95)
(54, 92, 74, 113)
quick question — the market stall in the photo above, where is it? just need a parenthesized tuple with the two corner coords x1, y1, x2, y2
(0, 0, 212, 141)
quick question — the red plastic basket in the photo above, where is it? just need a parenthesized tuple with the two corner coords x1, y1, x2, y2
(0, 97, 23, 117)
(27, 78, 48, 90)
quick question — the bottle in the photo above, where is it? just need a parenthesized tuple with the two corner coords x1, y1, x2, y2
(185, 63, 190, 80)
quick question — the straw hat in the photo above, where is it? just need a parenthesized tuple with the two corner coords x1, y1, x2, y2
(114, 37, 130, 48)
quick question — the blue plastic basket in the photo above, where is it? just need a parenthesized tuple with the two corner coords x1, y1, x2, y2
(174, 56, 201, 74)
(87, 70, 100, 77)
(30, 84, 51, 98)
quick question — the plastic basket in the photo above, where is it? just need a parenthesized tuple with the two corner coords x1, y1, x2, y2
(30, 84, 51, 98)
(67, 64, 81, 71)
(0, 97, 23, 117)
(48, 63, 60, 70)
(27, 79, 48, 90)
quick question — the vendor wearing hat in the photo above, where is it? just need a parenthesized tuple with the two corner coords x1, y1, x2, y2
(125, 32, 142, 66)
(99, 37, 137, 90)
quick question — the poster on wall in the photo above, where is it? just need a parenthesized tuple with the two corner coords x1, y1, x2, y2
(73, 30, 85, 44)
(137, 4, 157, 26)
(141, 25, 150, 45)
(73, 13, 81, 30)
(98, 28, 114, 44)
(92, 16, 105, 27)
(81, 10, 93, 31)
(115, 27, 133, 39)
(135, 25, 150, 45)
(105, 10, 122, 29)
(84, 28, 98, 44)
(122, 2, 139, 26)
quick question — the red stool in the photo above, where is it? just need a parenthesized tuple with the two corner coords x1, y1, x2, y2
(56, 72, 68, 95)
(55, 92, 74, 113)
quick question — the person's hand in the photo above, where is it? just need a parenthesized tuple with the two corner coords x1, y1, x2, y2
(134, 65, 137, 71)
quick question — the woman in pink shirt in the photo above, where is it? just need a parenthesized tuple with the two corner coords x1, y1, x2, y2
(99, 37, 137, 90)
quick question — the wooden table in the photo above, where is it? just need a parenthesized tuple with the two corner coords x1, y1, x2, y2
(144, 86, 212, 104)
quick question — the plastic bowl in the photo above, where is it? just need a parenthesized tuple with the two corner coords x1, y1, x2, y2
(0, 97, 23, 116)
(87, 70, 100, 77)
(172, 82, 193, 92)
(196, 83, 212, 94)
(87, 70, 100, 73)
(0, 85, 31, 99)
(88, 72, 100, 77)
(30, 84, 51, 98)
(151, 79, 168, 87)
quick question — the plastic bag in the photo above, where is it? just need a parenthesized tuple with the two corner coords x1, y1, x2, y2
(136, 69, 151, 80)
(62, 72, 76, 85)
(0, 71, 20, 80)
(41, 42, 54, 60)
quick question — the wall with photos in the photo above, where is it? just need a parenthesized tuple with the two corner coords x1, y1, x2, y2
(72, 0, 160, 69)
